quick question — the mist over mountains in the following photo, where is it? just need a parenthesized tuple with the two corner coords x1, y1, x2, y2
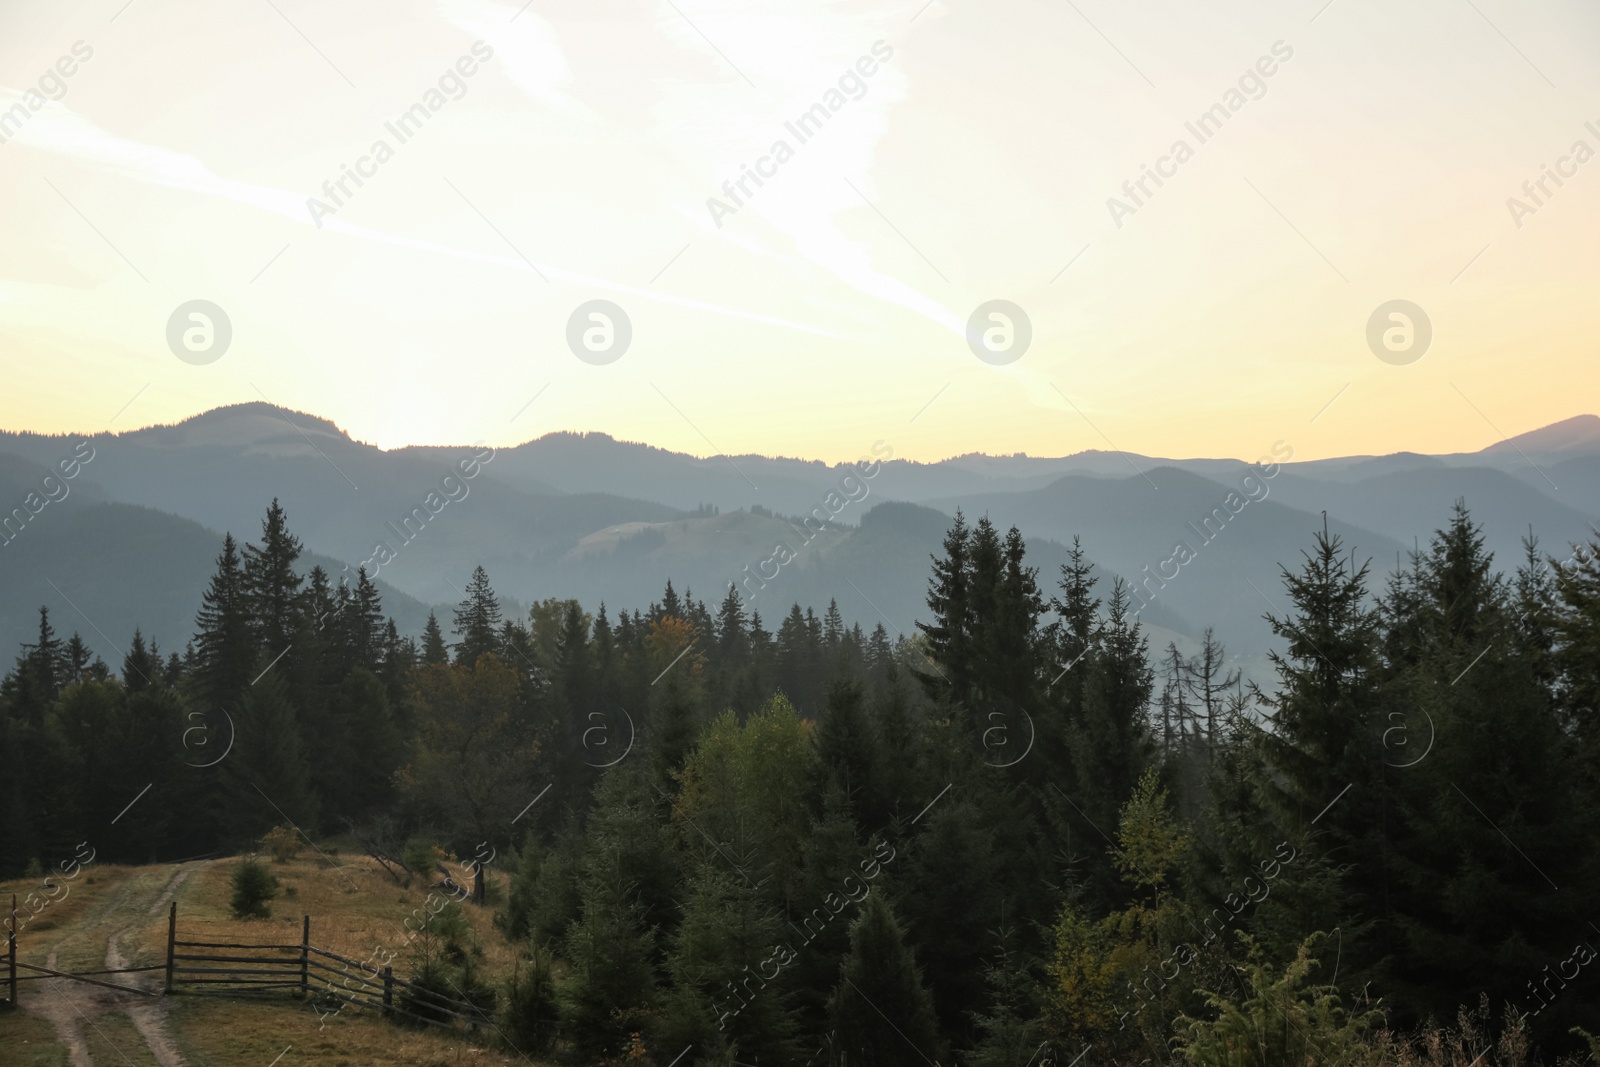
(3, 404, 1597, 677)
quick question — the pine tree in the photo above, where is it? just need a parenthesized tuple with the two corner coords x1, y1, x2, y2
(901, 794, 1006, 1040)
(823, 598, 844, 656)
(1213, 520, 1385, 971)
(21, 605, 65, 710)
(660, 860, 800, 1063)
(967, 924, 1046, 1067)
(378, 618, 414, 712)
(452, 565, 502, 666)
(560, 852, 659, 1059)
(1378, 505, 1597, 1036)
(775, 605, 812, 711)
(983, 524, 1044, 707)
(420, 610, 449, 665)
(918, 511, 974, 706)
(192, 534, 257, 709)
(659, 578, 683, 621)
(122, 629, 163, 692)
(62, 633, 92, 684)
(826, 892, 946, 1067)
(223, 673, 319, 842)
(865, 623, 893, 691)
(1552, 531, 1600, 764)
(320, 668, 400, 819)
(1066, 580, 1154, 911)
(554, 599, 594, 710)
(241, 499, 304, 655)
(814, 675, 883, 830)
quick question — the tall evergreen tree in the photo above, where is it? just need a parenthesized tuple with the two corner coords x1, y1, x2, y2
(813, 675, 883, 830)
(420, 610, 449, 666)
(192, 534, 257, 708)
(1211, 521, 1385, 971)
(918, 511, 974, 706)
(1378, 505, 1597, 1037)
(222, 672, 319, 842)
(241, 499, 304, 655)
(452, 565, 503, 666)
(826, 892, 946, 1067)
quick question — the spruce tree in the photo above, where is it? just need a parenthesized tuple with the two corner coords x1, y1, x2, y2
(661, 860, 800, 1064)
(1066, 580, 1154, 911)
(825, 892, 946, 1067)
(1553, 531, 1600, 769)
(241, 499, 304, 655)
(420, 610, 449, 666)
(223, 672, 318, 842)
(192, 534, 257, 709)
(814, 675, 883, 831)
(1211, 520, 1384, 973)
(122, 629, 163, 692)
(900, 794, 1006, 1041)
(62, 633, 93, 684)
(918, 511, 974, 706)
(967, 924, 1045, 1067)
(349, 566, 385, 673)
(1380, 505, 1596, 1036)
(560, 852, 659, 1059)
(452, 566, 502, 666)
(18, 605, 66, 718)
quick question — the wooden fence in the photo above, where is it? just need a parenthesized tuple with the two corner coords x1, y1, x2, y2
(4, 894, 164, 1003)
(3, 895, 491, 1032)
(165, 903, 493, 1029)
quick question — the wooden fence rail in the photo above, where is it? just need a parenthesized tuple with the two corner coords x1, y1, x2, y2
(3, 895, 492, 1034)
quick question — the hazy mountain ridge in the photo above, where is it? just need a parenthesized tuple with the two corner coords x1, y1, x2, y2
(1, 405, 1596, 676)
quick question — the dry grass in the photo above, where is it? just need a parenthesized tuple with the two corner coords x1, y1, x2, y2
(80, 1010, 163, 1067)
(0, 1007, 72, 1066)
(2, 867, 137, 948)
(3, 844, 543, 1066)
(168, 997, 526, 1067)
(164, 850, 516, 979)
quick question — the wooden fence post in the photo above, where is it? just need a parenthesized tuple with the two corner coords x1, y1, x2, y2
(165, 901, 176, 994)
(300, 915, 310, 996)
(9, 894, 17, 1005)
(382, 965, 393, 1016)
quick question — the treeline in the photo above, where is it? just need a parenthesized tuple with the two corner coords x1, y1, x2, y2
(1, 499, 1599, 1066)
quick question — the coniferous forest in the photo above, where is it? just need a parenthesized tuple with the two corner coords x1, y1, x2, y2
(3, 496, 1600, 1067)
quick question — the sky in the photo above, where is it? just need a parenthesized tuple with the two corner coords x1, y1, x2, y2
(2, 0, 1598, 464)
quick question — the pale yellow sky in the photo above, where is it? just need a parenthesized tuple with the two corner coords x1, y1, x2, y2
(2, 0, 1597, 463)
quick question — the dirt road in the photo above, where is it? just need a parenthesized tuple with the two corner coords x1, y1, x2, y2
(21, 862, 203, 1067)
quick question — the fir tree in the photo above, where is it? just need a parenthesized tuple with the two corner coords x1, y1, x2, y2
(1214, 520, 1385, 971)
(918, 511, 973, 706)
(241, 499, 304, 655)
(222, 672, 319, 842)
(560, 852, 659, 1059)
(122, 629, 163, 692)
(452, 565, 502, 666)
(814, 675, 883, 830)
(192, 534, 257, 708)
(826, 892, 946, 1067)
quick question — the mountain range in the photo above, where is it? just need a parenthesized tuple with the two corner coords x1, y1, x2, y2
(3, 405, 1597, 680)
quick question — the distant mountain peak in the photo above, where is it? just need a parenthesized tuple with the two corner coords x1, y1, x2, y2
(124, 402, 355, 449)
(1482, 414, 1600, 456)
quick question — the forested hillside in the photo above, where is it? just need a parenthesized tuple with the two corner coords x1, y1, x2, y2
(2, 497, 1598, 1066)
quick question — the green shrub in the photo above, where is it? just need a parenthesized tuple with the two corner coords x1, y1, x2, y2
(1174, 932, 1378, 1067)
(402, 837, 438, 877)
(229, 857, 279, 919)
